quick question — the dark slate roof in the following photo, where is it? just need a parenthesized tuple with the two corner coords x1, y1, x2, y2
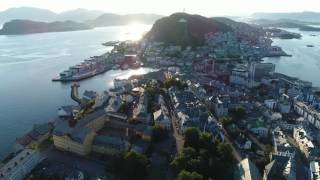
(53, 109, 106, 143)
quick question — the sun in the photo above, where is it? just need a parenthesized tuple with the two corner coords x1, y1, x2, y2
(120, 22, 151, 41)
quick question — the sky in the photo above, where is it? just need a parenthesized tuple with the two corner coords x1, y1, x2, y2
(1, 0, 320, 16)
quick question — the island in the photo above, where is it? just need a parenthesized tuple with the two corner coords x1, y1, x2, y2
(0, 19, 92, 35)
(266, 28, 302, 39)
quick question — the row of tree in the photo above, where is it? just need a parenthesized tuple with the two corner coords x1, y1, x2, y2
(171, 127, 235, 180)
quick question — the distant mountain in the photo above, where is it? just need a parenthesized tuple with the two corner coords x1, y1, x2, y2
(0, 7, 105, 25)
(0, 19, 92, 35)
(252, 12, 320, 23)
(251, 19, 320, 31)
(144, 13, 232, 46)
(0, 7, 58, 24)
(86, 13, 163, 27)
(0, 7, 162, 27)
(58, 9, 104, 22)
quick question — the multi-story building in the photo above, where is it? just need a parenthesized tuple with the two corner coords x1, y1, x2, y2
(293, 127, 318, 160)
(294, 101, 320, 129)
(234, 158, 261, 180)
(263, 155, 296, 180)
(53, 109, 106, 155)
(272, 127, 295, 158)
(309, 161, 320, 180)
(230, 66, 249, 87)
(0, 149, 41, 180)
(249, 62, 275, 87)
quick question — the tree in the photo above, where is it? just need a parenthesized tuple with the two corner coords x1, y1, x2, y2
(199, 132, 213, 151)
(220, 117, 234, 127)
(171, 128, 235, 180)
(177, 170, 203, 180)
(164, 78, 187, 90)
(151, 125, 168, 143)
(171, 147, 197, 173)
(184, 128, 200, 149)
(111, 151, 149, 180)
(128, 117, 141, 124)
(230, 107, 246, 121)
(119, 103, 129, 114)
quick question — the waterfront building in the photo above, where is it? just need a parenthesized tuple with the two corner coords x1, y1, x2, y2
(0, 149, 41, 180)
(249, 62, 275, 87)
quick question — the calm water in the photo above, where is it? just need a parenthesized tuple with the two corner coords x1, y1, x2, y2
(264, 28, 320, 87)
(0, 24, 152, 159)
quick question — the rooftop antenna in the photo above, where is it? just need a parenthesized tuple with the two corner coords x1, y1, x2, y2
(183, 8, 186, 13)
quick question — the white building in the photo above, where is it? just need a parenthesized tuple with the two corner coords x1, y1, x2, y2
(293, 127, 317, 160)
(0, 149, 41, 180)
(153, 109, 171, 130)
(272, 127, 295, 158)
(309, 161, 320, 180)
(230, 67, 249, 87)
(114, 79, 131, 89)
(294, 101, 320, 129)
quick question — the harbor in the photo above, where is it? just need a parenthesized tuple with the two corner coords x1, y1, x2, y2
(52, 41, 144, 82)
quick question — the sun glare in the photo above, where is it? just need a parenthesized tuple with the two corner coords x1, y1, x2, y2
(120, 22, 151, 41)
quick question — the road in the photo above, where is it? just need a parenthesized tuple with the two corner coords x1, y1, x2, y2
(163, 90, 184, 153)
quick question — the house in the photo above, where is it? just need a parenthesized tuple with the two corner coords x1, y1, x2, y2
(247, 117, 269, 137)
(213, 96, 229, 118)
(0, 149, 41, 180)
(234, 158, 261, 180)
(133, 92, 149, 123)
(153, 109, 171, 130)
(278, 94, 291, 114)
(235, 134, 252, 150)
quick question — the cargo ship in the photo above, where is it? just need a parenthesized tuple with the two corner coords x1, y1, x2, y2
(52, 56, 109, 82)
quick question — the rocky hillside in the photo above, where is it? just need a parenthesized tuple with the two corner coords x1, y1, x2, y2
(144, 13, 232, 46)
(0, 19, 92, 35)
